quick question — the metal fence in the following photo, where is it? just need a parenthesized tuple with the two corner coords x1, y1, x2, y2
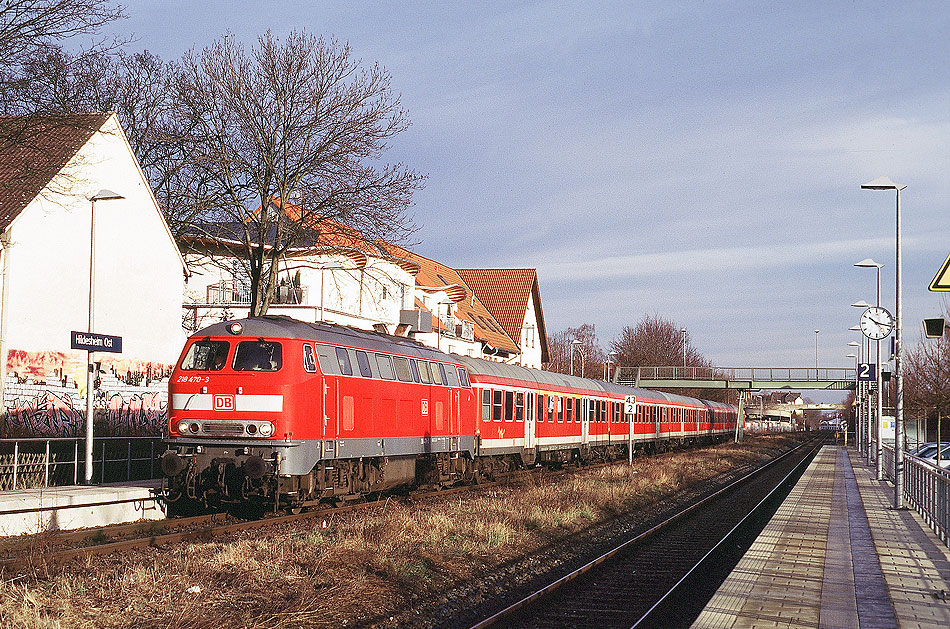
(0, 437, 165, 490)
(881, 444, 950, 547)
(621, 366, 856, 382)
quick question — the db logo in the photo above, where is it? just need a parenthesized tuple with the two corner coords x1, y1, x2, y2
(213, 394, 235, 411)
(421, 399, 429, 416)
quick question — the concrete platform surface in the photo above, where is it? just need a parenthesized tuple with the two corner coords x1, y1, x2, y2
(0, 480, 165, 537)
(693, 445, 950, 629)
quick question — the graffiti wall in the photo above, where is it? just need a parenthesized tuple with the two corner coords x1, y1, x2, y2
(2, 349, 172, 438)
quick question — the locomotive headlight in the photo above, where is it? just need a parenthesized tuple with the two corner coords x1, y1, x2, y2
(227, 322, 243, 335)
(258, 422, 274, 437)
(177, 420, 190, 435)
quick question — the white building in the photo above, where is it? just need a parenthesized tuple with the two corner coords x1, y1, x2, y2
(181, 200, 419, 333)
(0, 113, 188, 435)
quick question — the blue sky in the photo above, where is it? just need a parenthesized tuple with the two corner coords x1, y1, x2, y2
(108, 1, 950, 377)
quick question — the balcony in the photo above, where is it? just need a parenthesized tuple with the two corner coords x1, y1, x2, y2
(206, 281, 250, 305)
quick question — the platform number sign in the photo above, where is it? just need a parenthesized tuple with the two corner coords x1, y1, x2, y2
(857, 363, 876, 382)
(624, 395, 637, 416)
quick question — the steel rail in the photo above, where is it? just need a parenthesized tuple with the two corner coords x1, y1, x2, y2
(629, 437, 823, 628)
(469, 435, 824, 629)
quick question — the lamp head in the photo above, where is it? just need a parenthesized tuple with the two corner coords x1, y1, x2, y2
(854, 258, 883, 268)
(861, 176, 906, 191)
(851, 300, 870, 308)
(89, 189, 124, 202)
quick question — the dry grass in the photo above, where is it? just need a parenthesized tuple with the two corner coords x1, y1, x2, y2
(0, 434, 804, 628)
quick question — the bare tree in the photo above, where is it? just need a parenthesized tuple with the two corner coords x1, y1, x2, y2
(904, 306, 950, 441)
(545, 323, 605, 377)
(0, 0, 125, 118)
(174, 30, 423, 315)
(610, 314, 703, 369)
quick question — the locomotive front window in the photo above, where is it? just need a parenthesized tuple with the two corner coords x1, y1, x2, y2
(429, 362, 443, 385)
(233, 341, 282, 371)
(457, 368, 470, 388)
(180, 340, 229, 371)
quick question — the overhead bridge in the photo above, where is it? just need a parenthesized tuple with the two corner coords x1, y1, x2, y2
(615, 367, 856, 391)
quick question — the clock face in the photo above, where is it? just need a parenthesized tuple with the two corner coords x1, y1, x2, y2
(860, 306, 893, 340)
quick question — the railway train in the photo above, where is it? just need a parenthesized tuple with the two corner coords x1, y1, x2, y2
(160, 316, 739, 512)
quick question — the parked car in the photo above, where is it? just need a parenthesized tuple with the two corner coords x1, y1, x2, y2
(910, 442, 950, 468)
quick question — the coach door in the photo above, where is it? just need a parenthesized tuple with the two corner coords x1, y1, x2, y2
(582, 398, 590, 443)
(524, 392, 535, 449)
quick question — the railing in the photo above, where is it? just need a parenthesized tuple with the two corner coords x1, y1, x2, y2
(881, 444, 950, 547)
(206, 281, 251, 305)
(0, 437, 165, 490)
(620, 366, 856, 382)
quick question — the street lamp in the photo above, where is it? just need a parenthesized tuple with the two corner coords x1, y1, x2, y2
(85, 189, 124, 484)
(862, 176, 906, 509)
(856, 258, 885, 480)
(605, 350, 618, 381)
(814, 329, 820, 372)
(570, 339, 581, 376)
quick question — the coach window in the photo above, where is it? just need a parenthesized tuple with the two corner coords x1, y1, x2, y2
(418, 361, 432, 384)
(537, 395, 545, 422)
(557, 397, 564, 423)
(376, 354, 395, 380)
(233, 341, 282, 371)
(302, 344, 317, 373)
(547, 396, 555, 423)
(565, 397, 573, 423)
(393, 357, 413, 382)
(492, 389, 503, 422)
(515, 392, 524, 422)
(482, 389, 491, 422)
(504, 391, 514, 421)
(335, 347, 353, 376)
(355, 350, 373, 378)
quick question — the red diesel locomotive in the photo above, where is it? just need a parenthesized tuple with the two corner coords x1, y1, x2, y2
(160, 316, 738, 512)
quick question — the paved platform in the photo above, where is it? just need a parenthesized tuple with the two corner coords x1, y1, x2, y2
(693, 445, 950, 628)
(0, 480, 165, 537)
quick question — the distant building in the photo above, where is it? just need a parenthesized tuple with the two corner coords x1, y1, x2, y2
(0, 113, 188, 436)
(182, 199, 549, 366)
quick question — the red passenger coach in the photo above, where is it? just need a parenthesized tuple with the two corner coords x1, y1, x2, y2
(160, 316, 739, 513)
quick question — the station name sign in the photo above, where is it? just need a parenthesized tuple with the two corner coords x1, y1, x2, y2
(70, 331, 122, 353)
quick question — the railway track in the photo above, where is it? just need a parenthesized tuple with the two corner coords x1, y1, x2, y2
(0, 460, 595, 575)
(470, 435, 825, 629)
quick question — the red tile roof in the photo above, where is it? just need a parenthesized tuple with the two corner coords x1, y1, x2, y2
(0, 113, 110, 231)
(377, 243, 520, 354)
(457, 268, 549, 363)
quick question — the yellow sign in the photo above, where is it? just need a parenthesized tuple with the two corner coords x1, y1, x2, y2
(930, 252, 950, 291)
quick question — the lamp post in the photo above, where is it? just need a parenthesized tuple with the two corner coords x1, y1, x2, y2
(851, 300, 871, 458)
(848, 352, 858, 445)
(848, 341, 867, 448)
(570, 339, 581, 376)
(681, 328, 687, 370)
(815, 329, 820, 373)
(856, 258, 885, 480)
(85, 189, 124, 484)
(862, 176, 906, 509)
